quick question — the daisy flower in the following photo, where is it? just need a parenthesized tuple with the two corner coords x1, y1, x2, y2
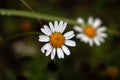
(74, 16, 107, 46)
(38, 21, 76, 59)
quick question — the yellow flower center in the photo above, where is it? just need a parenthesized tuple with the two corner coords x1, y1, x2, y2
(83, 26, 96, 38)
(50, 32, 65, 48)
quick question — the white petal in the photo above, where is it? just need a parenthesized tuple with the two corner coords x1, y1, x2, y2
(41, 43, 51, 53)
(59, 21, 63, 26)
(58, 21, 63, 32)
(97, 27, 107, 33)
(65, 40, 76, 47)
(44, 25, 52, 35)
(60, 22, 67, 33)
(74, 26, 83, 32)
(77, 17, 84, 24)
(57, 48, 61, 59)
(92, 18, 102, 28)
(41, 28, 50, 36)
(88, 16, 94, 25)
(38, 35, 49, 42)
(76, 34, 84, 39)
(97, 37, 105, 43)
(57, 48, 64, 59)
(98, 33, 107, 38)
(65, 34, 75, 39)
(54, 21, 59, 32)
(88, 39, 93, 46)
(49, 22, 55, 33)
(45, 47, 52, 56)
(62, 45, 70, 56)
(51, 48, 56, 60)
(77, 34, 90, 43)
(64, 31, 74, 37)
(93, 37, 101, 46)
(57, 21, 63, 32)
(76, 33, 89, 43)
(81, 35, 89, 43)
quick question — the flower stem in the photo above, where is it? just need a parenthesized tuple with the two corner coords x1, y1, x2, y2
(107, 29, 120, 37)
(0, 9, 78, 25)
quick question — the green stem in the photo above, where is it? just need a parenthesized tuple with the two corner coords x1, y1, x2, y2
(107, 29, 120, 37)
(0, 9, 78, 25)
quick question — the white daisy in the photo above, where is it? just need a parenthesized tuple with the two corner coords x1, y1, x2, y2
(74, 16, 107, 46)
(38, 21, 76, 59)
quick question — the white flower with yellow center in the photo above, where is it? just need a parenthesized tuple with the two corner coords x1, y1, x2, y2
(39, 21, 76, 59)
(74, 17, 107, 46)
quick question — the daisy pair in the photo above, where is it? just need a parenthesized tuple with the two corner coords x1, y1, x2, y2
(38, 21, 76, 59)
(38, 17, 107, 59)
(74, 17, 107, 46)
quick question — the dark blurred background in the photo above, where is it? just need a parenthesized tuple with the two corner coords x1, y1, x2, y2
(0, 0, 120, 80)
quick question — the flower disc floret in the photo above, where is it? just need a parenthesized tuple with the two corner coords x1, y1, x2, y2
(83, 26, 96, 38)
(50, 32, 65, 48)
